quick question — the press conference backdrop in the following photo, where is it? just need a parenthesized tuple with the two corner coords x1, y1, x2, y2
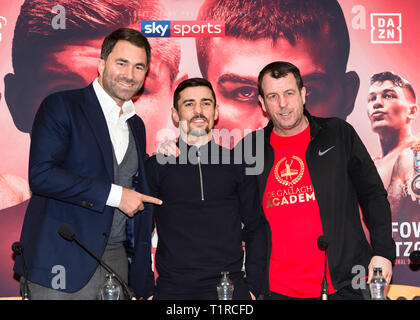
(0, 0, 418, 298)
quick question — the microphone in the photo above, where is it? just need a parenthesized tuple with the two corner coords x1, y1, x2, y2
(58, 224, 136, 300)
(11, 241, 30, 300)
(317, 235, 329, 301)
(409, 250, 420, 263)
(317, 236, 328, 251)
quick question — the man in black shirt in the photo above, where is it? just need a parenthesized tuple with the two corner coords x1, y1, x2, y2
(145, 78, 266, 300)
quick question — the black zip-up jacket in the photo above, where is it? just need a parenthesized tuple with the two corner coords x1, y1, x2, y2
(146, 138, 267, 297)
(244, 110, 396, 295)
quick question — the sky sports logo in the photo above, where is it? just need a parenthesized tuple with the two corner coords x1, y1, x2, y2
(141, 20, 225, 37)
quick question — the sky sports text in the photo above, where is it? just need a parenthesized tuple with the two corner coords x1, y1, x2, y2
(141, 20, 225, 37)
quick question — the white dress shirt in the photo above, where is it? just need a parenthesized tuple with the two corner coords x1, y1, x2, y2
(92, 78, 136, 208)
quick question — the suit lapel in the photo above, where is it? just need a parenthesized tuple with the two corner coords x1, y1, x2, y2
(127, 117, 146, 165)
(80, 84, 114, 181)
(126, 117, 148, 252)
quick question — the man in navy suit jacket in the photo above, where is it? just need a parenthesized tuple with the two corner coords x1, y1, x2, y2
(14, 28, 162, 300)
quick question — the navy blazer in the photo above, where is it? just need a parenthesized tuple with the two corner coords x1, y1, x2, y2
(14, 84, 153, 298)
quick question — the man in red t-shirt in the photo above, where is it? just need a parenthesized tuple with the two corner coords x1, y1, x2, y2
(253, 61, 395, 299)
(263, 125, 335, 298)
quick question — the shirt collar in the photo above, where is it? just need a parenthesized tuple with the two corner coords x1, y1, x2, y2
(92, 78, 135, 124)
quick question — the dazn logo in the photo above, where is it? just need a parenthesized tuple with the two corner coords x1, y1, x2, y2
(371, 13, 402, 44)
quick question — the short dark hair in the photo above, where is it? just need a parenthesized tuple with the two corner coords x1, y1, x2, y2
(101, 28, 151, 66)
(258, 61, 304, 96)
(370, 71, 416, 102)
(173, 78, 217, 110)
(196, 0, 350, 78)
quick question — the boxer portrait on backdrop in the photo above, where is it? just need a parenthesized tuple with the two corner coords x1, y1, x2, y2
(195, 0, 360, 147)
(367, 71, 420, 286)
(0, 93, 31, 210)
(366, 71, 420, 221)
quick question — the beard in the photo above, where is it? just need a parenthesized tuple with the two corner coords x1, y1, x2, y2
(187, 114, 210, 137)
(189, 128, 209, 137)
(102, 70, 142, 103)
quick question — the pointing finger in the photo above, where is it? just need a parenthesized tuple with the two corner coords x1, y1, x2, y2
(141, 194, 163, 205)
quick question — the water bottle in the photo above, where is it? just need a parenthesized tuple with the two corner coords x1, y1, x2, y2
(217, 271, 234, 300)
(100, 274, 121, 300)
(369, 267, 387, 300)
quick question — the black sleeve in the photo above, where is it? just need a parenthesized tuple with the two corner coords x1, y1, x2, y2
(237, 163, 267, 297)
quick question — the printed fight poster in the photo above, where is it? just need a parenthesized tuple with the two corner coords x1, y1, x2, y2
(0, 0, 418, 298)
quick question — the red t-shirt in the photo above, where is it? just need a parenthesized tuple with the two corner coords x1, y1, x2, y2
(263, 126, 335, 298)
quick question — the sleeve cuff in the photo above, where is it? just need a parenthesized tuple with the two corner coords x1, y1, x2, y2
(106, 184, 123, 208)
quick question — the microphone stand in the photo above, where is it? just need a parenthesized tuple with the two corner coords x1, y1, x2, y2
(73, 237, 136, 300)
(12, 242, 30, 300)
(317, 235, 328, 300)
(321, 250, 328, 300)
(58, 225, 136, 300)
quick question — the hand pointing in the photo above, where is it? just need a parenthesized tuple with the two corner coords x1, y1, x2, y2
(119, 188, 162, 217)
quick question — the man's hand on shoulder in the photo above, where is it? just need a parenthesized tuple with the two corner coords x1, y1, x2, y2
(157, 138, 179, 157)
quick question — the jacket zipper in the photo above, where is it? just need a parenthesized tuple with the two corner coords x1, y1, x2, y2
(197, 149, 204, 201)
(263, 139, 274, 295)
